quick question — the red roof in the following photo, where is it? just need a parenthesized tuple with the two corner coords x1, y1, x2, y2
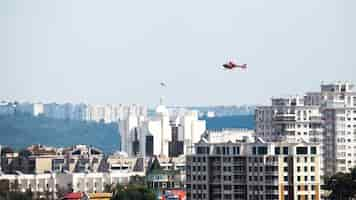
(63, 192, 83, 199)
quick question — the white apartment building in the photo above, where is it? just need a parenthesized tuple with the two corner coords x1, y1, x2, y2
(256, 81, 356, 177)
(42, 103, 146, 123)
(119, 98, 206, 158)
(0, 101, 146, 124)
(16, 103, 44, 116)
(0, 101, 15, 115)
(186, 138, 321, 200)
(319, 82, 356, 175)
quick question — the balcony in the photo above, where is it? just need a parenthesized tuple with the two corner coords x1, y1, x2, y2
(272, 116, 296, 123)
(266, 162, 279, 166)
(265, 180, 279, 185)
(212, 188, 222, 193)
(265, 190, 279, 195)
(310, 116, 324, 123)
(265, 170, 278, 175)
(233, 161, 245, 166)
(233, 189, 245, 193)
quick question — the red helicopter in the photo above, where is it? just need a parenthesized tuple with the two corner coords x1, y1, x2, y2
(222, 59, 247, 70)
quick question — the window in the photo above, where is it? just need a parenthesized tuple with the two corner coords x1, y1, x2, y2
(297, 166, 301, 172)
(305, 176, 308, 181)
(257, 146, 268, 155)
(311, 176, 315, 181)
(216, 147, 221, 155)
(311, 166, 315, 172)
(310, 147, 317, 154)
(297, 176, 301, 181)
(252, 147, 257, 155)
(275, 147, 280, 155)
(284, 176, 288, 181)
(311, 157, 315, 162)
(284, 167, 288, 172)
(283, 147, 289, 155)
(304, 166, 308, 172)
(296, 147, 308, 155)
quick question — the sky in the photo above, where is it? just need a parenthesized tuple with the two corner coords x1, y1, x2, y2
(1, 0, 355, 106)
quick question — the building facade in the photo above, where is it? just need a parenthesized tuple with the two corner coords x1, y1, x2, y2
(186, 138, 321, 200)
(256, 81, 356, 177)
(0, 101, 146, 124)
(119, 99, 206, 158)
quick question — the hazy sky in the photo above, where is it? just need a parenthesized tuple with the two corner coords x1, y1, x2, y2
(1, 0, 355, 106)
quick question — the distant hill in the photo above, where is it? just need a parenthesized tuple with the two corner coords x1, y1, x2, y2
(0, 114, 120, 153)
(0, 114, 255, 154)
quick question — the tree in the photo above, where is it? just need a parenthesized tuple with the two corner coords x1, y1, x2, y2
(324, 167, 356, 199)
(6, 192, 32, 200)
(0, 180, 32, 200)
(0, 180, 9, 195)
(103, 183, 114, 193)
(111, 184, 156, 200)
(129, 175, 145, 185)
(0, 147, 14, 156)
(19, 149, 31, 158)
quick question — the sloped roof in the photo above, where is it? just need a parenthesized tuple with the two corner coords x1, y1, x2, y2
(148, 157, 162, 172)
(64, 192, 82, 199)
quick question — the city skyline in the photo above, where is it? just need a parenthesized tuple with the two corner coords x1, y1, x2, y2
(1, 0, 355, 106)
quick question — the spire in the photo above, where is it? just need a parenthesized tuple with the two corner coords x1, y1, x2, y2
(160, 96, 164, 106)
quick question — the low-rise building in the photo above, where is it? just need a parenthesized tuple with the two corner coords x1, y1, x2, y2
(146, 157, 183, 194)
(0, 171, 143, 199)
(203, 128, 255, 144)
(62, 145, 106, 173)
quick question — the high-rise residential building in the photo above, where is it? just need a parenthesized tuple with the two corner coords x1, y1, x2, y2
(0, 101, 15, 116)
(318, 82, 356, 175)
(256, 81, 356, 177)
(16, 102, 44, 116)
(1, 101, 146, 124)
(186, 138, 321, 200)
(119, 98, 206, 158)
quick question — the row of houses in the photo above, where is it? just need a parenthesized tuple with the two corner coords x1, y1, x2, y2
(0, 144, 186, 199)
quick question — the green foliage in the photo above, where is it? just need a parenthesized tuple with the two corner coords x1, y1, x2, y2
(0, 180, 32, 200)
(324, 167, 356, 199)
(0, 192, 32, 200)
(0, 180, 10, 195)
(104, 183, 114, 193)
(0, 147, 14, 156)
(129, 175, 145, 185)
(111, 184, 156, 200)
